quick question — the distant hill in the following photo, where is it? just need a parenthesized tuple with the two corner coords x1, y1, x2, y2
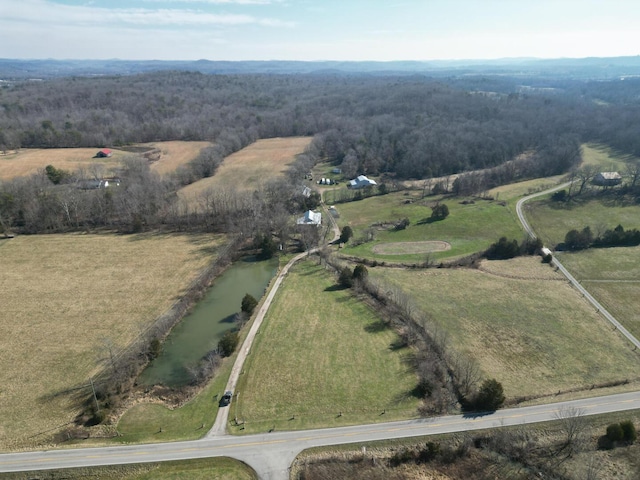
(2, 56, 640, 80)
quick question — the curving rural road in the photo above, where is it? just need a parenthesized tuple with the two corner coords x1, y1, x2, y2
(2, 184, 640, 479)
(516, 182, 640, 350)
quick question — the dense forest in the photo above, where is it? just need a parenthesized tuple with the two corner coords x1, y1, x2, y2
(1, 71, 640, 234)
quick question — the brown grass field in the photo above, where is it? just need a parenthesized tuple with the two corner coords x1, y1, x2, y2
(0, 233, 223, 450)
(178, 137, 312, 203)
(148, 141, 212, 175)
(0, 141, 211, 180)
(0, 148, 125, 180)
(369, 257, 640, 401)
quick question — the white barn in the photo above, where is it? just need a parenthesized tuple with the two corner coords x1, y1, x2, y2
(348, 175, 377, 189)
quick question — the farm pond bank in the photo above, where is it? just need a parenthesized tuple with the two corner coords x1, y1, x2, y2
(138, 257, 278, 387)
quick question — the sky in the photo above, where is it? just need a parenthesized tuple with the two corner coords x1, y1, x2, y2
(1, 0, 640, 61)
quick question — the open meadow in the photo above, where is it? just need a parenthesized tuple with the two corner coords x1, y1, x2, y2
(178, 136, 312, 205)
(148, 141, 212, 175)
(333, 190, 524, 263)
(368, 256, 640, 401)
(0, 147, 125, 180)
(232, 260, 420, 434)
(0, 232, 223, 449)
(0, 141, 211, 180)
(557, 246, 640, 340)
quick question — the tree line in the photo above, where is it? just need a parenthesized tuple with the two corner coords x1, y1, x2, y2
(3, 71, 640, 182)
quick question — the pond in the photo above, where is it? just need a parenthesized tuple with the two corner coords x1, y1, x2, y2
(138, 257, 278, 387)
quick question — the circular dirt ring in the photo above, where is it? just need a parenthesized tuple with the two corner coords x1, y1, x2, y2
(372, 241, 452, 255)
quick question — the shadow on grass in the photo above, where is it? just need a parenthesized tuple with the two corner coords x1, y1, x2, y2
(324, 284, 349, 292)
(364, 319, 389, 333)
(388, 338, 409, 351)
(416, 217, 443, 225)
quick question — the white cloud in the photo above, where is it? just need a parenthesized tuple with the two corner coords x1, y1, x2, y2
(2, 0, 294, 28)
(143, 0, 279, 4)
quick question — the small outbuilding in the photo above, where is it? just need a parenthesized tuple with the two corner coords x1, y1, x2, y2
(593, 172, 622, 187)
(95, 149, 113, 158)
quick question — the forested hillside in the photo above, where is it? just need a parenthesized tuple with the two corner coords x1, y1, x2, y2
(1, 71, 640, 234)
(3, 71, 638, 179)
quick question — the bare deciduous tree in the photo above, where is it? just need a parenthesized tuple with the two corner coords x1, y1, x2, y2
(554, 406, 587, 456)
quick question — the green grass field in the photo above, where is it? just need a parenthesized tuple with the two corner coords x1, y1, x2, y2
(556, 247, 640, 339)
(232, 260, 420, 434)
(0, 457, 257, 480)
(368, 257, 640, 400)
(333, 191, 524, 263)
(524, 196, 640, 247)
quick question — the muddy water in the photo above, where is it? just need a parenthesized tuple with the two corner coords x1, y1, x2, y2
(138, 257, 277, 387)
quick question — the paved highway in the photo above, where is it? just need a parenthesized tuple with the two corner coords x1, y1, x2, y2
(2, 391, 640, 478)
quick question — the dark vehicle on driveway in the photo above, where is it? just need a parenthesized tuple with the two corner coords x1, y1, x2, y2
(219, 390, 233, 407)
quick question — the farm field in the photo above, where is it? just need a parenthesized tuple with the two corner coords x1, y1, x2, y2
(232, 260, 420, 434)
(524, 194, 640, 247)
(178, 136, 312, 204)
(368, 256, 640, 401)
(0, 147, 125, 180)
(557, 246, 640, 340)
(148, 140, 212, 175)
(334, 190, 524, 263)
(0, 232, 224, 450)
(0, 141, 211, 180)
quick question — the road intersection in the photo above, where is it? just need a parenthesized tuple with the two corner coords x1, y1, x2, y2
(1, 182, 639, 479)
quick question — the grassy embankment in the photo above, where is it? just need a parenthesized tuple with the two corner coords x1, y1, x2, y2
(0, 141, 209, 180)
(0, 233, 224, 450)
(231, 260, 420, 434)
(0, 457, 257, 480)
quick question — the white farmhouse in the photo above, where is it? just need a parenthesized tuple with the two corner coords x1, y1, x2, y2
(297, 210, 322, 226)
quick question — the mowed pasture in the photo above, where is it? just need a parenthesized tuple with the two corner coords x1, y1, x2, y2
(0, 141, 211, 180)
(335, 190, 524, 262)
(178, 136, 312, 204)
(369, 257, 640, 400)
(0, 233, 223, 449)
(232, 260, 420, 434)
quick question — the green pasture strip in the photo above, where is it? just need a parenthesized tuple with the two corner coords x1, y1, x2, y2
(581, 143, 637, 170)
(368, 260, 640, 400)
(557, 248, 640, 338)
(335, 191, 524, 262)
(0, 457, 257, 480)
(232, 260, 420, 434)
(525, 196, 640, 247)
